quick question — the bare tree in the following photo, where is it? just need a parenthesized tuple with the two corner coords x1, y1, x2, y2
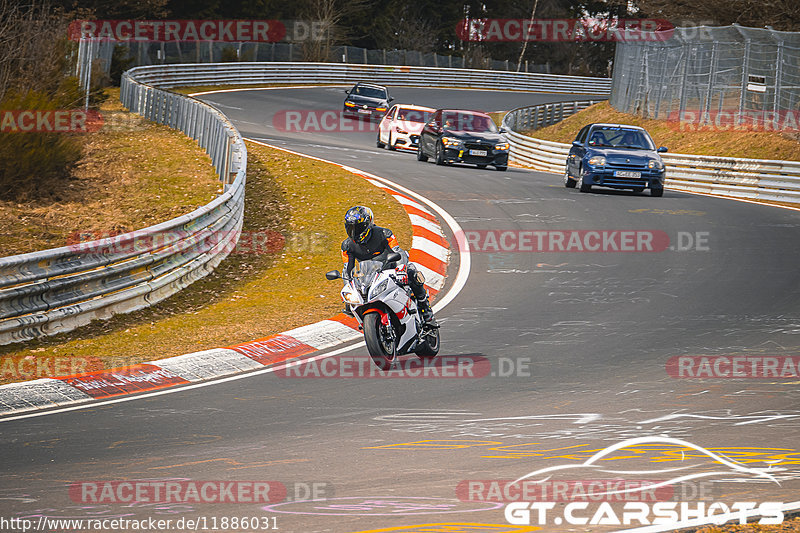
(635, 0, 800, 31)
(300, 0, 367, 62)
(0, 0, 77, 104)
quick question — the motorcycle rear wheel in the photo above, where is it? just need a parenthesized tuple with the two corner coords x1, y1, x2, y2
(363, 313, 397, 370)
(415, 327, 440, 358)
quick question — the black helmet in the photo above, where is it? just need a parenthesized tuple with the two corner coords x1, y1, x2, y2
(344, 205, 374, 244)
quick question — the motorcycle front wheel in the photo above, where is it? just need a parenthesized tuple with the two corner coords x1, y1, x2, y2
(363, 313, 397, 370)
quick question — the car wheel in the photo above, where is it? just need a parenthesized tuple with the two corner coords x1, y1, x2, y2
(388, 131, 397, 151)
(578, 170, 591, 193)
(476, 164, 487, 169)
(564, 171, 576, 188)
(417, 144, 428, 162)
(435, 143, 446, 166)
(651, 187, 664, 197)
(376, 134, 385, 149)
(495, 166, 507, 171)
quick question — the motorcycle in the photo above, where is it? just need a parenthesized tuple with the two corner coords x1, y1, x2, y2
(326, 252, 440, 370)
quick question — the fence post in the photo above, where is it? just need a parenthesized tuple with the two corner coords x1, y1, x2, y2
(739, 38, 751, 116)
(679, 43, 690, 118)
(774, 39, 784, 113)
(704, 41, 718, 114)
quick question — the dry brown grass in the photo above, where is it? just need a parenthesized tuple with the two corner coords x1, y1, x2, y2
(0, 88, 221, 256)
(527, 102, 800, 161)
(0, 140, 412, 384)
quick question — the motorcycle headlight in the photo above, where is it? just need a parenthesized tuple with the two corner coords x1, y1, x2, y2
(648, 159, 664, 170)
(588, 155, 606, 166)
(370, 279, 389, 299)
(442, 137, 461, 147)
(343, 289, 360, 304)
(495, 142, 509, 150)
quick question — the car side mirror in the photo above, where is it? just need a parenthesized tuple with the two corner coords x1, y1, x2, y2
(386, 252, 401, 263)
(325, 270, 341, 280)
(388, 96, 394, 102)
(657, 146, 668, 153)
(572, 141, 582, 147)
(344, 90, 350, 94)
(499, 127, 507, 134)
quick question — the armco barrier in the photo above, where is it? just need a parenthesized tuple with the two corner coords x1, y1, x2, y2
(0, 62, 610, 345)
(503, 102, 800, 205)
(121, 62, 612, 95)
(0, 73, 246, 345)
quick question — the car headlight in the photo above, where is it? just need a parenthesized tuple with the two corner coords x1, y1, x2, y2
(344, 101, 356, 107)
(442, 137, 461, 147)
(395, 127, 408, 134)
(370, 279, 389, 299)
(495, 142, 509, 150)
(588, 155, 606, 166)
(648, 159, 664, 170)
(376, 107, 387, 112)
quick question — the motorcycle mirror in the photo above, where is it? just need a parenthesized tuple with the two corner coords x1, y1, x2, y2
(386, 252, 401, 263)
(325, 270, 341, 280)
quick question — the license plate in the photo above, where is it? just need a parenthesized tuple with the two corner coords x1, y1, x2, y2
(469, 149, 488, 156)
(615, 170, 641, 178)
(358, 109, 370, 114)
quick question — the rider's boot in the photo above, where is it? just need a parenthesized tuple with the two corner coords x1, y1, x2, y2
(417, 297, 439, 328)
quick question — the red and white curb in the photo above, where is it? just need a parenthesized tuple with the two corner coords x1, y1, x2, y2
(0, 144, 453, 417)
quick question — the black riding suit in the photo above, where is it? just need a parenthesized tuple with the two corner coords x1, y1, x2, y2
(341, 226, 428, 304)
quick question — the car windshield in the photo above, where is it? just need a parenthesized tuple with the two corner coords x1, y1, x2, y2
(442, 112, 498, 133)
(397, 109, 433, 123)
(587, 127, 655, 150)
(352, 86, 387, 99)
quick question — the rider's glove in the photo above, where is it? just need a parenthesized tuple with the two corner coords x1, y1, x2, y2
(394, 264, 408, 285)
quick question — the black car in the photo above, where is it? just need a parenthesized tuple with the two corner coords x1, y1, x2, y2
(565, 123, 668, 196)
(417, 109, 509, 171)
(343, 82, 393, 122)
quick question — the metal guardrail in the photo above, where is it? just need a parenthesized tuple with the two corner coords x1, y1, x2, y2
(503, 102, 800, 205)
(124, 62, 612, 95)
(0, 72, 247, 345)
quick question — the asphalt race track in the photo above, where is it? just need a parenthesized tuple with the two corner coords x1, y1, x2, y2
(1, 86, 800, 533)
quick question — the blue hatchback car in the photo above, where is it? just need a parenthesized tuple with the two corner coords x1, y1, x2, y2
(565, 123, 668, 197)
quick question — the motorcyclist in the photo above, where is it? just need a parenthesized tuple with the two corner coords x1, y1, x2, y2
(341, 205, 438, 327)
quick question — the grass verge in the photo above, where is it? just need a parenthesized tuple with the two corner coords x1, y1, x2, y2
(0, 140, 412, 384)
(526, 101, 800, 161)
(0, 88, 221, 257)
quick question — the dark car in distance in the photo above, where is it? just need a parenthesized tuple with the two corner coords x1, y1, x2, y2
(417, 109, 508, 171)
(343, 82, 393, 122)
(565, 123, 668, 196)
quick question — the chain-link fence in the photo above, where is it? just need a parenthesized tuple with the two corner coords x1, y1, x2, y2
(80, 40, 550, 80)
(610, 25, 800, 120)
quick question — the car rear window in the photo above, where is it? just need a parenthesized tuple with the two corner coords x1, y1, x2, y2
(588, 127, 655, 150)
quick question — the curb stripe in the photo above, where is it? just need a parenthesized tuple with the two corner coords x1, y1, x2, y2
(410, 249, 449, 276)
(411, 226, 450, 248)
(412, 236, 450, 263)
